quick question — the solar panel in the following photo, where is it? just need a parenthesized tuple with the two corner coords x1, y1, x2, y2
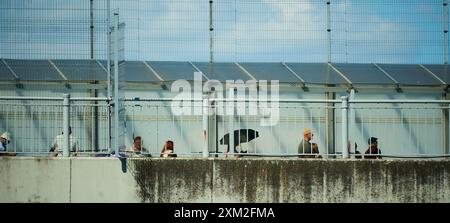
(52, 60, 107, 81)
(285, 63, 347, 85)
(332, 63, 395, 85)
(148, 61, 199, 81)
(239, 63, 300, 83)
(121, 61, 160, 82)
(5, 59, 63, 81)
(422, 64, 450, 84)
(378, 64, 442, 85)
(193, 62, 250, 81)
(0, 61, 15, 81)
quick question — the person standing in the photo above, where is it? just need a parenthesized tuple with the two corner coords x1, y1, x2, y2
(0, 132, 10, 152)
(298, 128, 317, 158)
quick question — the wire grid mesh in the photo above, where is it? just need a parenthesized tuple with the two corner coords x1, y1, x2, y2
(0, 0, 448, 64)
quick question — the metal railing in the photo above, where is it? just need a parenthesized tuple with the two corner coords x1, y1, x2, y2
(0, 95, 110, 157)
(1, 94, 450, 159)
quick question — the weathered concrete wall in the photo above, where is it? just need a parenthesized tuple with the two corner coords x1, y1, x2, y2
(1, 157, 450, 202)
(210, 159, 450, 202)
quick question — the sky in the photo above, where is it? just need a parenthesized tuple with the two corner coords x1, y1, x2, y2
(0, 0, 448, 64)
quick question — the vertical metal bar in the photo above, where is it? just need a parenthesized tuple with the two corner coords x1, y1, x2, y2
(107, 100, 111, 153)
(447, 104, 450, 157)
(229, 88, 234, 157)
(157, 106, 160, 155)
(214, 103, 218, 157)
(7, 104, 12, 152)
(90, 0, 94, 59)
(113, 11, 119, 157)
(29, 105, 32, 154)
(188, 107, 192, 155)
(106, 0, 112, 152)
(361, 108, 365, 157)
(254, 104, 257, 154)
(26, 103, 28, 153)
(400, 109, 404, 155)
(247, 115, 250, 154)
(444, 0, 449, 64)
(209, 0, 214, 63)
(416, 108, 420, 155)
(408, 109, 413, 155)
(310, 106, 313, 156)
(171, 105, 175, 153)
(277, 108, 281, 155)
(14, 105, 17, 152)
(326, 92, 335, 157)
(107, 0, 111, 99)
(91, 95, 99, 152)
(443, 93, 450, 157)
(37, 105, 41, 152)
(84, 105, 88, 153)
(341, 96, 349, 158)
(296, 105, 300, 156)
(292, 105, 299, 156)
(318, 107, 321, 157)
(63, 94, 70, 157)
(222, 106, 225, 156)
(238, 112, 241, 154)
(392, 108, 395, 157)
(202, 95, 210, 158)
(384, 107, 388, 156)
(327, 1, 332, 63)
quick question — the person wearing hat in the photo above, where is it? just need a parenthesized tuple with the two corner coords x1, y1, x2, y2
(0, 132, 10, 152)
(298, 128, 319, 158)
(364, 137, 382, 159)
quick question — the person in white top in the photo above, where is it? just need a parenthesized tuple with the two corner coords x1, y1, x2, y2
(125, 136, 148, 157)
(50, 127, 78, 157)
(160, 140, 176, 158)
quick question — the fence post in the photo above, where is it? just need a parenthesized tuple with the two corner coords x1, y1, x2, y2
(341, 96, 349, 158)
(202, 95, 210, 158)
(63, 93, 70, 157)
(228, 87, 235, 157)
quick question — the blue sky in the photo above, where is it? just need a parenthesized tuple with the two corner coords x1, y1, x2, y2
(0, 0, 448, 64)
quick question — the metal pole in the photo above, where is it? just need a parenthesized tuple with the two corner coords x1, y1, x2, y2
(106, 0, 112, 152)
(63, 94, 70, 157)
(90, 0, 94, 59)
(327, 1, 331, 63)
(444, 0, 449, 64)
(228, 87, 234, 157)
(89, 0, 99, 152)
(326, 92, 335, 157)
(113, 11, 119, 157)
(341, 96, 349, 158)
(209, 0, 214, 63)
(444, 92, 450, 157)
(107, 0, 111, 99)
(202, 95, 210, 158)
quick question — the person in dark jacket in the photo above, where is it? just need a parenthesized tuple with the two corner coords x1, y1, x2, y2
(364, 137, 382, 159)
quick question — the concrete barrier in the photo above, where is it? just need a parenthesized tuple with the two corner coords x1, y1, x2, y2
(1, 157, 450, 202)
(0, 157, 71, 202)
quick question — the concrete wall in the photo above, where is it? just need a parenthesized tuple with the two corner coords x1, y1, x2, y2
(0, 157, 140, 203)
(1, 157, 450, 203)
